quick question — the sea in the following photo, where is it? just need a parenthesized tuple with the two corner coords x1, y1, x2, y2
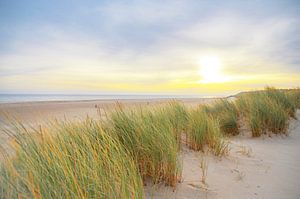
(0, 94, 206, 104)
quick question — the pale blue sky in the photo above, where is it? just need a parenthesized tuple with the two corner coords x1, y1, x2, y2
(0, 0, 299, 94)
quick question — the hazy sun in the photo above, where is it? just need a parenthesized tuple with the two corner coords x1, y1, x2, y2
(198, 55, 227, 83)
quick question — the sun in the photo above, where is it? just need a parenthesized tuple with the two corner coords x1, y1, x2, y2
(198, 55, 227, 83)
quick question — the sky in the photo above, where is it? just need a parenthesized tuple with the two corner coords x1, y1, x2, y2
(0, 0, 299, 96)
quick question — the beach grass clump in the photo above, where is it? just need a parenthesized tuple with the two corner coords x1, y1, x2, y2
(237, 90, 289, 137)
(287, 89, 300, 109)
(264, 87, 296, 117)
(187, 107, 228, 156)
(0, 119, 144, 198)
(205, 99, 239, 136)
(110, 104, 181, 186)
(235, 94, 252, 114)
(162, 101, 189, 143)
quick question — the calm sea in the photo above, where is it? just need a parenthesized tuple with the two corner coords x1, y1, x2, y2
(0, 94, 204, 104)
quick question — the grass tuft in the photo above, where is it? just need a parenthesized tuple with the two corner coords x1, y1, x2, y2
(109, 104, 181, 186)
(205, 99, 239, 136)
(186, 107, 228, 156)
(264, 86, 296, 117)
(237, 89, 290, 137)
(0, 119, 144, 198)
(162, 101, 189, 144)
(287, 88, 300, 110)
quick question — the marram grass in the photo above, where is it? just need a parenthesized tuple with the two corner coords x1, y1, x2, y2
(236, 88, 292, 137)
(287, 88, 300, 109)
(186, 107, 228, 156)
(162, 101, 189, 145)
(109, 104, 181, 186)
(0, 119, 144, 199)
(204, 99, 239, 136)
(264, 87, 296, 117)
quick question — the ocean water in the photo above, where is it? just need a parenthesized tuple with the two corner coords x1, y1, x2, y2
(0, 94, 203, 104)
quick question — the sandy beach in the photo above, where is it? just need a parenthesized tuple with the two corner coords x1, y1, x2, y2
(1, 99, 300, 199)
(0, 98, 214, 123)
(146, 110, 300, 199)
(0, 98, 214, 158)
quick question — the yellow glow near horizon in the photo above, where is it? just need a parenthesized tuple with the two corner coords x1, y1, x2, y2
(198, 55, 229, 83)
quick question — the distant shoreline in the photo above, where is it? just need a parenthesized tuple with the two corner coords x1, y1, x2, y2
(0, 94, 226, 104)
(0, 98, 218, 125)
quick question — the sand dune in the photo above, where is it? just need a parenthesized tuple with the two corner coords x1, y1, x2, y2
(145, 111, 300, 199)
(1, 100, 300, 198)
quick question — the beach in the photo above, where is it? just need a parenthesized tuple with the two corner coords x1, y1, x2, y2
(0, 98, 215, 159)
(146, 110, 300, 199)
(0, 98, 214, 123)
(1, 98, 300, 199)
(1, 0, 300, 197)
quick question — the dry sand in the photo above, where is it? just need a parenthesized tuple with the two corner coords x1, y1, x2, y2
(0, 98, 213, 157)
(0, 98, 212, 124)
(1, 99, 300, 199)
(146, 111, 300, 199)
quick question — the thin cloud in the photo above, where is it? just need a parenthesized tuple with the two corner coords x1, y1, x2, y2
(0, 0, 299, 94)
